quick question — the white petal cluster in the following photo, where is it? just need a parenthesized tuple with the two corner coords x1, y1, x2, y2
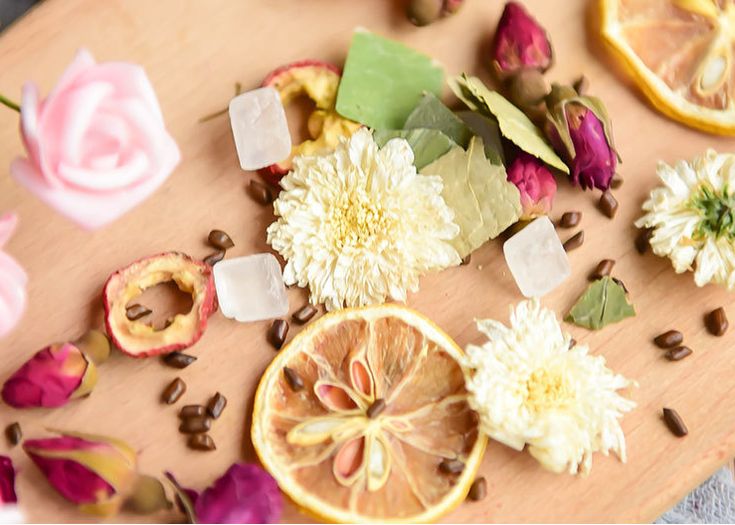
(636, 149, 735, 288)
(463, 299, 636, 475)
(267, 128, 460, 310)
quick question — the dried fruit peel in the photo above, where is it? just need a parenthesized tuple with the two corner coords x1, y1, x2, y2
(336, 30, 444, 130)
(252, 304, 486, 523)
(373, 128, 455, 169)
(421, 136, 522, 259)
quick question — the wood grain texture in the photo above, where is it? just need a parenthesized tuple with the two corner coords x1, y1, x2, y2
(0, 0, 734, 522)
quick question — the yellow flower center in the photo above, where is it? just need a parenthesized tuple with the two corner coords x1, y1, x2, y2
(329, 191, 392, 249)
(524, 367, 575, 413)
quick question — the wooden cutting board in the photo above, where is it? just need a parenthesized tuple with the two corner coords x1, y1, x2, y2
(1, 0, 734, 522)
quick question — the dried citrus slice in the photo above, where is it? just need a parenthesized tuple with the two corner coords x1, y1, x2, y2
(601, 0, 735, 134)
(251, 304, 486, 523)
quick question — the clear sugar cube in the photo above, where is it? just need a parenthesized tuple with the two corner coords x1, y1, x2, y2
(213, 254, 289, 322)
(503, 216, 571, 298)
(229, 87, 291, 171)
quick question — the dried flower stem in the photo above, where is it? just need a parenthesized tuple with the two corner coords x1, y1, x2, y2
(0, 94, 20, 113)
(199, 82, 242, 123)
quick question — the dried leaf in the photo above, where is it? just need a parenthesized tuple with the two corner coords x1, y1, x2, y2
(456, 110, 505, 165)
(373, 128, 455, 169)
(420, 136, 522, 258)
(404, 92, 473, 147)
(565, 276, 635, 330)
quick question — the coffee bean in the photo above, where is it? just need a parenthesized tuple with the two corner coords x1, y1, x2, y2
(269, 319, 289, 350)
(207, 392, 227, 419)
(179, 405, 206, 418)
(367, 399, 387, 419)
(573, 75, 588, 95)
(5, 423, 21, 446)
(563, 231, 584, 251)
(438, 458, 465, 475)
(248, 179, 275, 205)
(590, 259, 615, 280)
(162, 378, 186, 405)
(467, 477, 487, 501)
(705, 307, 728, 336)
(162, 352, 197, 369)
(460, 254, 472, 266)
(179, 415, 211, 434)
(208, 229, 234, 250)
(292, 305, 318, 325)
(611, 175, 624, 189)
(283, 367, 304, 392)
(569, 338, 577, 349)
(126, 304, 152, 321)
(665, 346, 693, 361)
(635, 228, 653, 254)
(203, 250, 226, 266)
(654, 330, 683, 349)
(188, 434, 216, 451)
(559, 211, 581, 228)
(662, 408, 688, 437)
(599, 191, 619, 218)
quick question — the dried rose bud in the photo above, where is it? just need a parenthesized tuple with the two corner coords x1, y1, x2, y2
(23, 430, 140, 516)
(491, 2, 553, 80)
(2, 331, 109, 409)
(507, 152, 557, 219)
(0, 456, 17, 504)
(443, 0, 464, 15)
(546, 84, 620, 191)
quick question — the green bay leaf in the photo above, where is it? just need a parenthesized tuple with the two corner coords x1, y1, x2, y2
(456, 110, 505, 165)
(448, 74, 569, 174)
(565, 276, 635, 330)
(373, 128, 455, 170)
(404, 92, 473, 147)
(420, 136, 522, 258)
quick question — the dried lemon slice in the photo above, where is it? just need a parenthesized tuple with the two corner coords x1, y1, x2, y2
(251, 304, 486, 523)
(601, 0, 735, 134)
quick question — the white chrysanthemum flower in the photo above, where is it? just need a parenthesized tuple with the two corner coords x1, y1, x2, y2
(267, 128, 460, 311)
(636, 149, 735, 289)
(463, 299, 636, 475)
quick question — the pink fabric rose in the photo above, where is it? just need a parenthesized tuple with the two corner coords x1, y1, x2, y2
(10, 49, 180, 230)
(0, 213, 27, 339)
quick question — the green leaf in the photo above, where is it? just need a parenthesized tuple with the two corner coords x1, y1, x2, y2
(374, 129, 455, 170)
(456, 110, 505, 165)
(420, 136, 522, 258)
(404, 92, 473, 147)
(448, 74, 569, 173)
(565, 276, 635, 330)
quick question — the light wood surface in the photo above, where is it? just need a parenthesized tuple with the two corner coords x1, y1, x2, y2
(1, 0, 734, 522)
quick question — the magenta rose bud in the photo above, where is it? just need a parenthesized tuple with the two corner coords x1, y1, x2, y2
(0, 456, 17, 504)
(491, 2, 553, 80)
(194, 464, 282, 524)
(507, 153, 557, 219)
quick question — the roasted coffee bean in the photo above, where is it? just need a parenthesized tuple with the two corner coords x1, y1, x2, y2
(203, 250, 226, 266)
(188, 434, 216, 451)
(705, 307, 728, 336)
(162, 352, 197, 369)
(283, 367, 304, 392)
(269, 319, 289, 350)
(569, 339, 577, 349)
(665, 346, 693, 361)
(367, 399, 387, 419)
(612, 277, 629, 294)
(599, 191, 619, 218)
(461, 254, 472, 266)
(5, 423, 21, 446)
(590, 259, 615, 280)
(563, 231, 584, 251)
(248, 179, 274, 205)
(208, 229, 235, 250)
(662, 408, 688, 437)
(636, 228, 653, 254)
(573, 75, 588, 95)
(559, 211, 581, 228)
(126, 304, 152, 321)
(611, 176, 624, 189)
(654, 330, 683, 349)
(438, 458, 465, 475)
(179, 415, 211, 434)
(179, 405, 206, 419)
(292, 304, 318, 325)
(162, 378, 186, 405)
(467, 477, 487, 501)
(207, 392, 227, 419)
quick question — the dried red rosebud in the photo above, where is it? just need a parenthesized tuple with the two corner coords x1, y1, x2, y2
(507, 153, 557, 219)
(0, 456, 17, 504)
(546, 84, 620, 191)
(491, 2, 553, 80)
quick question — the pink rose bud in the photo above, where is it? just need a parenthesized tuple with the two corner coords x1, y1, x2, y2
(23, 430, 139, 516)
(491, 2, 553, 80)
(0, 456, 18, 504)
(546, 84, 620, 191)
(10, 49, 181, 230)
(2, 331, 110, 408)
(507, 153, 557, 219)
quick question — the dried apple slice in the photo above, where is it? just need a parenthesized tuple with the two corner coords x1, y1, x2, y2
(103, 252, 216, 358)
